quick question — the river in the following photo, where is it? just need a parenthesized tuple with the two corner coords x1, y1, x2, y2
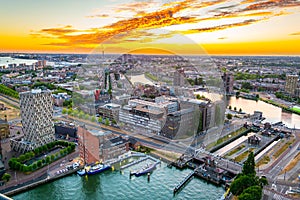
(228, 96, 300, 129)
(0, 57, 38, 67)
(13, 162, 224, 200)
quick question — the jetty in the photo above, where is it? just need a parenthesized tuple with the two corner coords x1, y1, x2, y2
(120, 156, 149, 170)
(173, 171, 195, 194)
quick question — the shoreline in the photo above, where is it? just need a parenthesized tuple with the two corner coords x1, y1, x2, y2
(2, 168, 80, 197)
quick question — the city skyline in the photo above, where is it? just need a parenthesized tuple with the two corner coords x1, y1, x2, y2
(1, 0, 300, 55)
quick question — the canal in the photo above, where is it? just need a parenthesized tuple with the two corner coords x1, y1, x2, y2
(13, 162, 225, 200)
(228, 96, 300, 129)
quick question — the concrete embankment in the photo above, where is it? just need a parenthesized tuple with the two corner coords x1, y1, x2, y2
(3, 168, 80, 197)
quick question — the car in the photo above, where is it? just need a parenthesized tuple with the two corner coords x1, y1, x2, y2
(73, 162, 80, 168)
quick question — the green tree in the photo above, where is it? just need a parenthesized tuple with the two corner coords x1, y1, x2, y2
(62, 108, 67, 114)
(32, 162, 37, 170)
(91, 116, 96, 122)
(239, 108, 242, 113)
(230, 175, 256, 195)
(226, 113, 232, 120)
(1, 173, 11, 182)
(234, 107, 237, 111)
(229, 105, 232, 110)
(46, 156, 51, 163)
(242, 152, 256, 176)
(105, 118, 110, 126)
(67, 108, 73, 115)
(37, 160, 42, 167)
(112, 119, 117, 124)
(51, 154, 55, 161)
(238, 185, 262, 200)
(98, 116, 103, 123)
(84, 114, 90, 120)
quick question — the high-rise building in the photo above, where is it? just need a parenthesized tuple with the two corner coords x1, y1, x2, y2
(11, 89, 55, 152)
(285, 75, 298, 95)
(173, 69, 185, 86)
(222, 72, 234, 95)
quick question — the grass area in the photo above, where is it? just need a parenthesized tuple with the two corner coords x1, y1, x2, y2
(234, 148, 255, 162)
(0, 100, 20, 120)
(256, 156, 270, 167)
(225, 145, 245, 157)
(206, 127, 247, 150)
(144, 72, 158, 82)
(290, 106, 300, 114)
(280, 151, 300, 174)
(272, 138, 296, 159)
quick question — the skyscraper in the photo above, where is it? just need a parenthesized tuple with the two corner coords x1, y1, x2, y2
(11, 89, 55, 152)
(285, 74, 298, 95)
(222, 72, 234, 95)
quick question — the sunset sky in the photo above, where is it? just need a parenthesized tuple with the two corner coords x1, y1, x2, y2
(1, 0, 300, 55)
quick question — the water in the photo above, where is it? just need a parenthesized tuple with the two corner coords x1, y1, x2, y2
(13, 162, 224, 200)
(228, 96, 300, 129)
(0, 57, 38, 67)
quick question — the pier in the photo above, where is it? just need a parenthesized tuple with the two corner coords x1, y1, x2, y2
(120, 156, 149, 170)
(173, 171, 195, 194)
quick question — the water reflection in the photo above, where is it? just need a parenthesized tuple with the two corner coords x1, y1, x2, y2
(228, 97, 300, 128)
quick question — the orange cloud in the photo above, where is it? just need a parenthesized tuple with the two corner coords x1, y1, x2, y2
(243, 0, 300, 11)
(86, 14, 110, 18)
(31, 0, 300, 54)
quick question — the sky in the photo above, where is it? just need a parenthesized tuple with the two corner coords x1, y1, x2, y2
(0, 0, 300, 55)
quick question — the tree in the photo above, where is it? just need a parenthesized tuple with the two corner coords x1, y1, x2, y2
(32, 162, 37, 170)
(112, 119, 117, 124)
(226, 113, 233, 120)
(229, 105, 232, 110)
(84, 114, 90, 120)
(37, 160, 42, 167)
(2, 173, 11, 182)
(62, 108, 67, 114)
(230, 175, 256, 195)
(67, 108, 73, 115)
(238, 185, 262, 200)
(236, 91, 240, 97)
(46, 156, 51, 163)
(239, 108, 242, 113)
(98, 116, 103, 123)
(91, 116, 96, 122)
(105, 118, 110, 126)
(234, 107, 237, 111)
(242, 152, 256, 176)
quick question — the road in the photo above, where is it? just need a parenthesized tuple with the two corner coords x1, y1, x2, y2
(57, 115, 190, 154)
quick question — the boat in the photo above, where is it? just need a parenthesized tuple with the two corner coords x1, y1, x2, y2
(131, 162, 159, 177)
(77, 163, 111, 176)
(87, 163, 111, 175)
(77, 169, 86, 176)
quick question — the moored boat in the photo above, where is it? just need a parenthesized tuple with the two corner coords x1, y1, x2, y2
(131, 162, 159, 177)
(87, 163, 111, 175)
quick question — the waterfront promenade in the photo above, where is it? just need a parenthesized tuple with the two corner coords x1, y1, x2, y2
(0, 151, 79, 195)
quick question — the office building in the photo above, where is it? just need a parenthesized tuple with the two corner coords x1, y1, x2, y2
(285, 74, 298, 95)
(222, 72, 234, 95)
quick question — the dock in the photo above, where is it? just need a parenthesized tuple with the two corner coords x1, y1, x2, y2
(120, 156, 149, 170)
(173, 171, 195, 194)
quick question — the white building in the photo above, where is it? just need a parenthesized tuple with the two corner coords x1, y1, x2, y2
(11, 89, 55, 152)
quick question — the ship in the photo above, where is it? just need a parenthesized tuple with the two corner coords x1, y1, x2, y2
(87, 163, 110, 175)
(77, 163, 111, 176)
(130, 162, 159, 177)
